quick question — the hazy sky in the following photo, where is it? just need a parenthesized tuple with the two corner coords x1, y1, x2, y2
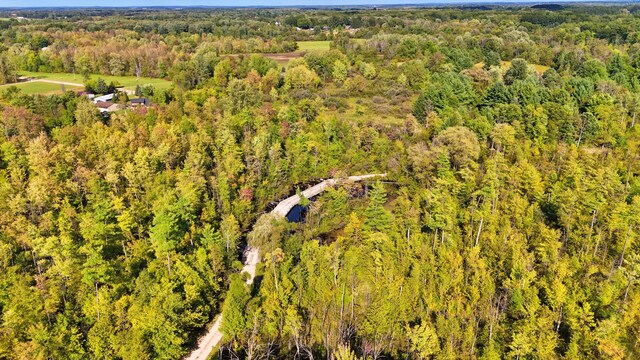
(1, 0, 588, 8)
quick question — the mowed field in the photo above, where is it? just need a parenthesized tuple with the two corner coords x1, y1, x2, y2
(297, 40, 331, 52)
(4, 81, 82, 95)
(19, 71, 173, 91)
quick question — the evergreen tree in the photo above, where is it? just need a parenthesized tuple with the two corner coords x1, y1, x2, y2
(220, 276, 250, 346)
(364, 181, 391, 232)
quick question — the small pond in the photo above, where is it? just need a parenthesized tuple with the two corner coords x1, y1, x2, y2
(285, 204, 308, 223)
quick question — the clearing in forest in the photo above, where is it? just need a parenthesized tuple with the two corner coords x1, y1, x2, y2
(223, 41, 331, 67)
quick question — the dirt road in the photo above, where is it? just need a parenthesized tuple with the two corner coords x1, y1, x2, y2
(184, 173, 386, 360)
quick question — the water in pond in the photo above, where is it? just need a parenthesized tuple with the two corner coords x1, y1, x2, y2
(286, 204, 307, 223)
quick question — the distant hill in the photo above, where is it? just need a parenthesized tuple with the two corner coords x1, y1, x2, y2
(531, 4, 566, 11)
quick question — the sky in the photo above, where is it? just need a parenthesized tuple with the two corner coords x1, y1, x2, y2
(1, 0, 601, 8)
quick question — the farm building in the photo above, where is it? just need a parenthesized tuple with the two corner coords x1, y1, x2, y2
(93, 94, 114, 103)
(95, 101, 122, 113)
(129, 97, 150, 107)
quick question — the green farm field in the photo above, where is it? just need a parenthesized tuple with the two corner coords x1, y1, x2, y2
(297, 40, 331, 52)
(19, 71, 173, 91)
(2, 81, 81, 95)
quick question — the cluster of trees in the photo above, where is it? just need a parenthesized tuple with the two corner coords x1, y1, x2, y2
(84, 78, 118, 95)
(0, 4, 639, 360)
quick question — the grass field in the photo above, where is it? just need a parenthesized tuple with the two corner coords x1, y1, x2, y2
(19, 71, 173, 91)
(297, 40, 331, 52)
(3, 81, 82, 95)
(473, 61, 550, 75)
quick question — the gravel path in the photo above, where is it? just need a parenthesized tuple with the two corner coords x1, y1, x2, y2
(184, 173, 386, 360)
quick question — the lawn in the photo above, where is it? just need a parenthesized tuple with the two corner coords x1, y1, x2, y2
(297, 40, 331, 52)
(19, 71, 173, 91)
(2, 81, 81, 95)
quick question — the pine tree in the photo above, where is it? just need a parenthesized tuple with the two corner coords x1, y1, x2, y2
(364, 181, 391, 233)
(221, 276, 250, 346)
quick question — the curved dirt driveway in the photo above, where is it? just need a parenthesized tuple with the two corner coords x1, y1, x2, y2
(184, 173, 386, 360)
(2, 78, 136, 94)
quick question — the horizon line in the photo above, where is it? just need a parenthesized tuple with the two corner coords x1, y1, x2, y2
(1, 0, 635, 10)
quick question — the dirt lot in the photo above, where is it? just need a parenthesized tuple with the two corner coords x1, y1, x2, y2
(225, 52, 305, 66)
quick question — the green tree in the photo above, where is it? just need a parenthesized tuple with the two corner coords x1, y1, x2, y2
(0, 52, 17, 84)
(220, 275, 250, 345)
(74, 53, 92, 80)
(432, 126, 481, 169)
(248, 54, 277, 76)
(333, 60, 348, 84)
(150, 206, 185, 276)
(484, 51, 501, 70)
(213, 58, 233, 88)
(220, 214, 241, 258)
(578, 59, 608, 80)
(284, 64, 320, 90)
(407, 322, 440, 359)
(504, 58, 529, 85)
(360, 62, 377, 80)
(74, 98, 101, 126)
(364, 181, 391, 232)
(94, 78, 109, 94)
(226, 78, 263, 114)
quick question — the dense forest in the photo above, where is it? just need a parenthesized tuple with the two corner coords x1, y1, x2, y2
(1, 4, 640, 359)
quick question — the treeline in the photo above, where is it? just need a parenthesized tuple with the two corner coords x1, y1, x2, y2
(0, 32, 297, 79)
(2, 5, 640, 81)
